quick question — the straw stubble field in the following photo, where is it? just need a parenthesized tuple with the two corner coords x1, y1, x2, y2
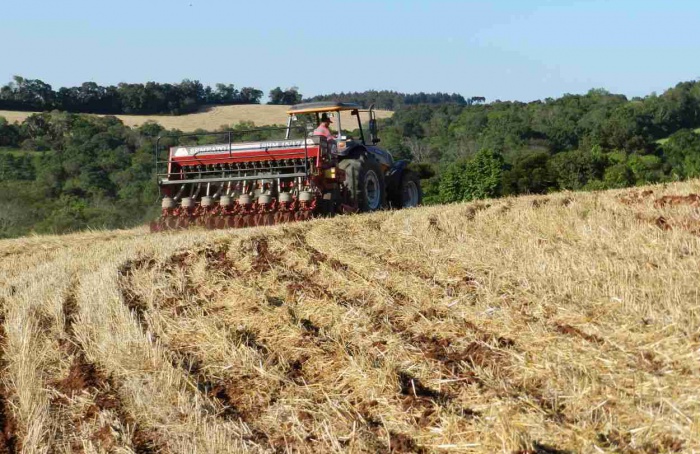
(1, 181, 699, 453)
(0, 105, 393, 131)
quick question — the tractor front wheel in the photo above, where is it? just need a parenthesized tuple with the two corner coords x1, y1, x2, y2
(339, 155, 386, 212)
(389, 169, 423, 209)
(398, 170, 422, 208)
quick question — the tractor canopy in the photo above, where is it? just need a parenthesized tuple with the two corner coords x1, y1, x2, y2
(287, 101, 363, 115)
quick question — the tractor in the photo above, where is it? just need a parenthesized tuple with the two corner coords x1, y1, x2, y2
(151, 101, 422, 230)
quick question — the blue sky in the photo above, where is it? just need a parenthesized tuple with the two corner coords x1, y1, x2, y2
(2, 0, 699, 102)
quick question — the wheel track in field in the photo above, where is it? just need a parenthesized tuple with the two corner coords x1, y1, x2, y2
(302, 227, 578, 426)
(50, 277, 165, 453)
(117, 255, 274, 451)
(118, 230, 459, 452)
(113, 224, 597, 451)
(218, 230, 482, 449)
(117, 236, 368, 452)
(340, 210, 690, 436)
(245, 232, 480, 442)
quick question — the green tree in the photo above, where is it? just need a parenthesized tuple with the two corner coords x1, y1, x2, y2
(662, 129, 700, 178)
(502, 151, 552, 195)
(603, 163, 635, 188)
(460, 149, 505, 200)
(268, 87, 302, 105)
(437, 161, 466, 203)
(627, 154, 663, 184)
(0, 116, 20, 147)
(548, 149, 607, 190)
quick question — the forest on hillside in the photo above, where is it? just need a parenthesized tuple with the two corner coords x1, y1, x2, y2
(377, 82, 700, 203)
(0, 76, 266, 115)
(305, 90, 478, 110)
(0, 76, 470, 115)
(1, 79, 700, 238)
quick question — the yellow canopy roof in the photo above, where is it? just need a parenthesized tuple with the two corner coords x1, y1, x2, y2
(287, 101, 362, 115)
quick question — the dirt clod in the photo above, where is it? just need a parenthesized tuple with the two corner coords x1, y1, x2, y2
(428, 217, 442, 232)
(655, 216, 671, 231)
(299, 318, 320, 336)
(639, 351, 665, 375)
(531, 198, 549, 208)
(618, 190, 654, 205)
(654, 193, 700, 208)
(514, 441, 572, 454)
(91, 425, 116, 451)
(554, 323, 604, 344)
(250, 238, 280, 272)
(397, 371, 453, 411)
(286, 356, 308, 384)
(266, 296, 284, 307)
(132, 427, 164, 454)
(389, 431, 426, 453)
(413, 333, 509, 381)
(203, 245, 238, 277)
(54, 354, 107, 398)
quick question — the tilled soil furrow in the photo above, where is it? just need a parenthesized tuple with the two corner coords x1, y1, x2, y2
(312, 239, 511, 345)
(116, 254, 274, 450)
(0, 256, 77, 452)
(301, 234, 508, 363)
(247, 234, 485, 444)
(230, 236, 442, 451)
(117, 257, 158, 329)
(300, 229, 581, 433)
(336, 232, 624, 384)
(358, 262, 569, 422)
(121, 234, 442, 451)
(51, 277, 163, 453)
(76, 245, 254, 453)
(131, 242, 365, 449)
(294, 236, 495, 406)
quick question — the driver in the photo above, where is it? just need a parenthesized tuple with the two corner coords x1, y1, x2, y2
(313, 113, 335, 142)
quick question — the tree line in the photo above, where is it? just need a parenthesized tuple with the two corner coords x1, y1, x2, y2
(1, 79, 700, 238)
(305, 90, 474, 110)
(0, 76, 268, 115)
(0, 76, 476, 115)
(373, 81, 700, 203)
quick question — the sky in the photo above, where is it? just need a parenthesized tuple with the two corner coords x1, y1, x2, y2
(1, 0, 699, 103)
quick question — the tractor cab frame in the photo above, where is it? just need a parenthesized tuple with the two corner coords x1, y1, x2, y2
(285, 102, 381, 151)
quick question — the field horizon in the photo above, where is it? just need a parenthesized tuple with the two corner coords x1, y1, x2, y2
(1, 181, 699, 452)
(0, 104, 394, 132)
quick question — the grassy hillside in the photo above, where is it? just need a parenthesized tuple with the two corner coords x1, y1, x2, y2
(0, 105, 394, 131)
(656, 127, 700, 145)
(1, 181, 699, 452)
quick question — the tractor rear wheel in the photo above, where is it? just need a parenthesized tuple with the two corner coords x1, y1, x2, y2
(339, 155, 386, 212)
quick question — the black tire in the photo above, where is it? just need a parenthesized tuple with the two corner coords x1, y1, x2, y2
(393, 170, 422, 208)
(338, 154, 387, 212)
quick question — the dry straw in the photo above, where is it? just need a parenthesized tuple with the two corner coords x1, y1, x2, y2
(0, 180, 698, 452)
